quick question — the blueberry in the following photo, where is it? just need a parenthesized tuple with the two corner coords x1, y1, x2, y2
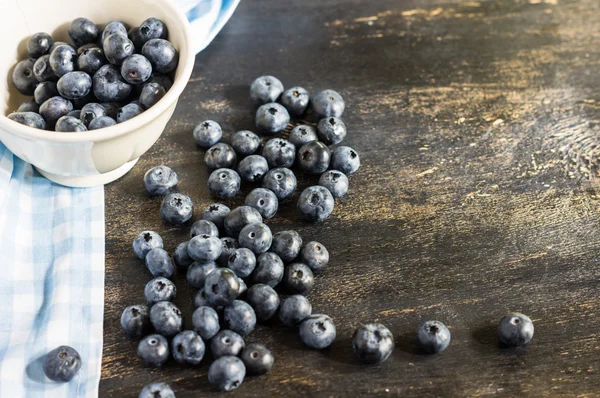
(139, 17, 169, 43)
(201, 203, 231, 234)
(297, 186, 335, 222)
(80, 103, 106, 126)
(103, 33, 134, 65)
(142, 39, 179, 74)
(224, 300, 257, 336)
(283, 263, 314, 294)
(55, 116, 87, 132)
(498, 313, 534, 347)
(250, 75, 283, 104)
(144, 277, 176, 305)
(270, 230, 302, 263)
(139, 382, 175, 398)
(252, 252, 284, 287)
(150, 301, 183, 337)
(48, 42, 74, 55)
(238, 155, 269, 183)
(93, 64, 132, 102)
(43, 346, 81, 382)
(262, 138, 296, 168)
(255, 102, 290, 135)
(239, 222, 272, 254)
(280, 86, 309, 116)
(279, 295, 312, 327)
(289, 125, 318, 147)
(12, 58, 37, 95)
(89, 116, 116, 130)
(317, 117, 347, 145)
(312, 89, 345, 118)
(244, 188, 279, 219)
(17, 100, 40, 113)
(33, 55, 56, 82)
(77, 47, 107, 76)
(120, 304, 151, 337)
(148, 73, 173, 91)
(145, 248, 174, 278)
(297, 141, 331, 174)
(186, 261, 217, 289)
(227, 248, 256, 278)
(171, 330, 205, 366)
(299, 241, 329, 272)
(193, 120, 222, 148)
(224, 206, 263, 238)
(119, 54, 152, 85)
(101, 21, 128, 43)
(34, 81, 58, 105)
(352, 323, 395, 364)
(68, 18, 98, 47)
(138, 334, 169, 367)
(188, 234, 222, 262)
(210, 330, 245, 359)
(49, 45, 77, 77)
(231, 130, 261, 157)
(416, 321, 451, 354)
(331, 146, 360, 175)
(173, 241, 194, 268)
(244, 284, 278, 322)
(241, 343, 274, 375)
(39, 97, 74, 128)
(299, 314, 336, 349)
(144, 165, 178, 196)
(190, 220, 219, 238)
(205, 143, 237, 169)
(140, 82, 166, 109)
(100, 102, 121, 119)
(133, 231, 163, 259)
(67, 110, 82, 118)
(27, 32, 53, 58)
(117, 102, 144, 123)
(319, 170, 349, 198)
(192, 306, 220, 340)
(208, 356, 246, 392)
(204, 268, 240, 307)
(160, 193, 193, 224)
(262, 168, 297, 200)
(77, 43, 99, 55)
(218, 237, 239, 266)
(7, 112, 46, 129)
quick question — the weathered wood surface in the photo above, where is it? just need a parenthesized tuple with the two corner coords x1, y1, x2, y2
(101, 0, 600, 396)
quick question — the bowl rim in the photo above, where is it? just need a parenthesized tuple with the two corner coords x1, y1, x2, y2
(0, 0, 195, 142)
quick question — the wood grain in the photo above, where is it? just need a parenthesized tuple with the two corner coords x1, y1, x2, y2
(101, 0, 600, 396)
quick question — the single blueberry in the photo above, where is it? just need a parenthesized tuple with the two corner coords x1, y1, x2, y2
(77, 47, 107, 76)
(210, 330, 245, 359)
(12, 58, 38, 95)
(144, 165, 178, 196)
(88, 116, 116, 130)
(244, 188, 279, 219)
(34, 81, 59, 105)
(297, 186, 335, 222)
(193, 120, 222, 148)
(150, 301, 183, 337)
(237, 155, 269, 183)
(252, 252, 284, 287)
(121, 54, 152, 84)
(103, 33, 134, 65)
(201, 203, 231, 234)
(227, 248, 256, 278)
(133, 230, 163, 259)
(317, 117, 347, 145)
(171, 330, 205, 366)
(139, 82, 166, 109)
(144, 277, 176, 305)
(80, 103, 106, 127)
(280, 86, 310, 116)
(270, 230, 303, 263)
(145, 248, 174, 278)
(139, 18, 169, 43)
(245, 284, 279, 322)
(289, 124, 318, 147)
(160, 193, 193, 225)
(224, 206, 263, 238)
(173, 241, 194, 268)
(205, 143, 237, 169)
(138, 334, 169, 367)
(139, 382, 175, 398)
(241, 343, 274, 375)
(319, 170, 349, 198)
(17, 101, 40, 113)
(55, 116, 87, 132)
(117, 102, 144, 123)
(186, 261, 217, 289)
(312, 89, 345, 118)
(208, 356, 246, 392)
(331, 146, 360, 175)
(224, 300, 257, 336)
(142, 38, 179, 74)
(262, 138, 296, 168)
(188, 234, 222, 262)
(93, 64, 132, 102)
(27, 32, 53, 58)
(49, 45, 77, 77)
(120, 304, 151, 337)
(218, 237, 239, 266)
(192, 306, 220, 340)
(101, 21, 128, 43)
(249, 75, 283, 104)
(39, 97, 74, 128)
(7, 112, 46, 129)
(238, 222, 273, 254)
(33, 55, 57, 83)
(498, 313, 534, 347)
(300, 241, 329, 272)
(231, 130, 261, 157)
(262, 168, 297, 200)
(299, 314, 336, 349)
(190, 220, 219, 238)
(44, 346, 81, 382)
(416, 321, 451, 354)
(352, 323, 395, 364)
(297, 141, 331, 174)
(279, 295, 312, 327)
(204, 268, 240, 307)
(255, 102, 290, 135)
(283, 263, 314, 294)
(68, 18, 98, 47)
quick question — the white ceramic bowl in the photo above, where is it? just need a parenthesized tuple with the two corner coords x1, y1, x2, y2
(0, 0, 195, 187)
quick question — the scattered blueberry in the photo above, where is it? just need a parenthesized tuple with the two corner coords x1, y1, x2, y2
(68, 18, 98, 47)
(139, 82, 166, 109)
(331, 146, 360, 175)
(44, 346, 81, 382)
(80, 103, 107, 126)
(498, 313, 534, 347)
(12, 58, 38, 95)
(49, 45, 77, 77)
(238, 222, 273, 254)
(144, 165, 178, 196)
(139, 382, 175, 398)
(201, 203, 231, 234)
(241, 344, 274, 375)
(173, 241, 194, 268)
(208, 356, 246, 392)
(297, 186, 335, 222)
(93, 64, 132, 102)
(416, 321, 451, 354)
(224, 300, 257, 336)
(117, 102, 145, 123)
(299, 314, 336, 349)
(190, 219, 219, 238)
(138, 334, 169, 367)
(244, 188, 279, 219)
(231, 130, 261, 157)
(262, 168, 297, 200)
(27, 32, 53, 58)
(144, 277, 176, 305)
(144, 248, 174, 279)
(139, 17, 168, 43)
(160, 193, 193, 224)
(77, 47, 107, 76)
(218, 237, 239, 266)
(205, 143, 237, 169)
(255, 102, 290, 134)
(352, 323, 395, 364)
(289, 125, 318, 147)
(142, 39, 179, 74)
(101, 20, 128, 43)
(88, 115, 116, 130)
(188, 234, 222, 262)
(280, 86, 309, 116)
(270, 230, 303, 263)
(279, 295, 312, 327)
(262, 138, 296, 168)
(55, 116, 87, 132)
(17, 101, 40, 113)
(150, 301, 183, 337)
(312, 89, 345, 118)
(121, 54, 152, 84)
(39, 96, 73, 127)
(34, 81, 59, 105)
(120, 304, 152, 337)
(227, 248, 256, 278)
(319, 170, 349, 198)
(317, 117, 347, 145)
(246, 284, 279, 322)
(283, 263, 314, 294)
(224, 206, 263, 239)
(250, 75, 284, 104)
(297, 141, 331, 174)
(193, 120, 222, 148)
(192, 306, 220, 340)
(204, 268, 240, 307)
(33, 55, 56, 82)
(171, 330, 205, 366)
(210, 330, 245, 359)
(299, 241, 329, 272)
(252, 252, 284, 287)
(186, 261, 217, 289)
(133, 231, 163, 259)
(8, 112, 46, 129)
(238, 155, 269, 183)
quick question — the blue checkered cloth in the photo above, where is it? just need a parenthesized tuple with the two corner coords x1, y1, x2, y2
(0, 1, 238, 396)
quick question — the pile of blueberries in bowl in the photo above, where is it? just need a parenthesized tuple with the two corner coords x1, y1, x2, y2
(8, 16, 178, 131)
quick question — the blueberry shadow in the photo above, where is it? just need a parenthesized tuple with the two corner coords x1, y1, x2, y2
(320, 337, 359, 366)
(25, 354, 47, 384)
(394, 332, 421, 355)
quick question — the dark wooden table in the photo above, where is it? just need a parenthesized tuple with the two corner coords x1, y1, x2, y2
(100, 0, 600, 396)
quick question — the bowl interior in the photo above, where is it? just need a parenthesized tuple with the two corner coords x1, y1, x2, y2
(1, 0, 188, 117)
